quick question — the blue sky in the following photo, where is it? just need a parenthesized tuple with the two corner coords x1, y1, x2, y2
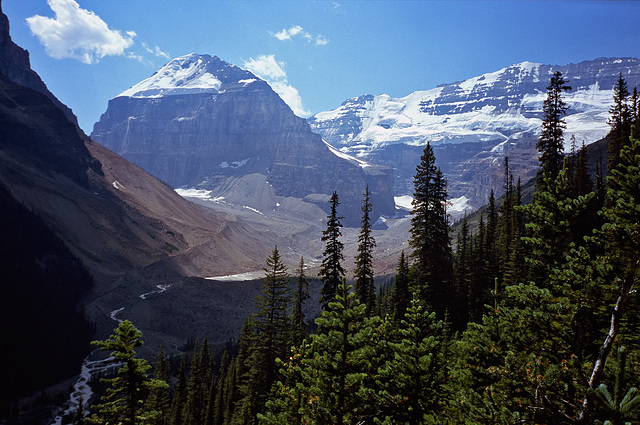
(4, 1, 640, 133)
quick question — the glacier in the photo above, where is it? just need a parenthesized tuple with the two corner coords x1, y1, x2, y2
(309, 58, 640, 218)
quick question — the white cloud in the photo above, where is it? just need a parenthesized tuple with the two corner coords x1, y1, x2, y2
(270, 25, 328, 46)
(274, 25, 304, 41)
(243, 55, 287, 80)
(315, 36, 329, 46)
(243, 54, 311, 117)
(26, 0, 135, 64)
(142, 42, 170, 60)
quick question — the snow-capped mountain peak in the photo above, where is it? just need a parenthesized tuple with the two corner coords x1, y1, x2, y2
(117, 53, 257, 98)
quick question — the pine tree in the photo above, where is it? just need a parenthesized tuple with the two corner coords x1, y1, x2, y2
(169, 355, 188, 425)
(354, 184, 376, 315)
(236, 246, 292, 422)
(536, 71, 571, 188)
(409, 142, 453, 320)
(260, 280, 385, 424)
(607, 73, 632, 174)
(468, 212, 488, 323)
(291, 256, 309, 347)
(319, 191, 346, 310)
(522, 164, 593, 288)
(376, 294, 446, 423)
(484, 189, 499, 285)
(497, 157, 515, 281)
(184, 340, 212, 425)
(578, 125, 640, 421)
(391, 250, 410, 322)
(453, 214, 472, 328)
(87, 320, 168, 425)
(631, 85, 639, 123)
(212, 351, 230, 425)
(145, 345, 171, 425)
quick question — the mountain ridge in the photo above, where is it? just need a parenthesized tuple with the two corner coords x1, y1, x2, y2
(309, 57, 639, 216)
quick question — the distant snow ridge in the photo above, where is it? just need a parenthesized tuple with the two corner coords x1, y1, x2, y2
(309, 58, 640, 218)
(310, 59, 623, 154)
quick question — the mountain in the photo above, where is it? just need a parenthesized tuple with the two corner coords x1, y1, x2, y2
(308, 58, 640, 217)
(91, 54, 395, 226)
(0, 2, 292, 410)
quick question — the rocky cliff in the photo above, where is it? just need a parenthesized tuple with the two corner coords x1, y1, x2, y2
(92, 54, 395, 225)
(309, 58, 640, 217)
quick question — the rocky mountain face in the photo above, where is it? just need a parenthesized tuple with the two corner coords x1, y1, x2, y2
(309, 58, 640, 217)
(91, 54, 395, 226)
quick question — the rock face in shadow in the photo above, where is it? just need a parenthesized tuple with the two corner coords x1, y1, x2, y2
(92, 54, 395, 225)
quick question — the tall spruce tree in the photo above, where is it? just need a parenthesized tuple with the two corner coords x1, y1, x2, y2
(291, 256, 309, 347)
(409, 142, 453, 321)
(453, 214, 472, 328)
(631, 86, 639, 123)
(238, 245, 292, 421)
(578, 125, 640, 421)
(319, 191, 346, 310)
(169, 355, 188, 425)
(376, 295, 446, 423)
(391, 250, 410, 322)
(260, 279, 385, 425)
(87, 320, 167, 425)
(354, 184, 376, 315)
(145, 346, 171, 425)
(607, 73, 632, 174)
(537, 71, 571, 188)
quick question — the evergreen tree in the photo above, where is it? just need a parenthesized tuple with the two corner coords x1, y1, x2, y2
(376, 294, 446, 423)
(484, 189, 499, 286)
(502, 177, 526, 286)
(536, 71, 571, 188)
(578, 125, 640, 421)
(409, 142, 453, 320)
(291, 256, 309, 347)
(591, 347, 640, 425)
(87, 320, 167, 425)
(212, 351, 230, 425)
(235, 246, 292, 423)
(574, 141, 593, 197)
(354, 184, 376, 315)
(453, 214, 472, 328)
(145, 346, 171, 425)
(496, 157, 515, 281)
(391, 250, 410, 322)
(260, 280, 385, 425)
(607, 73, 632, 174)
(184, 340, 212, 425)
(631, 86, 639, 123)
(319, 191, 346, 310)
(169, 355, 188, 425)
(231, 316, 258, 424)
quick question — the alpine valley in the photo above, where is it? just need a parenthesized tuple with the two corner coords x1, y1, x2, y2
(3, 0, 640, 420)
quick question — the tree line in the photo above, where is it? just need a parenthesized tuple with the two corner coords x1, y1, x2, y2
(76, 72, 640, 425)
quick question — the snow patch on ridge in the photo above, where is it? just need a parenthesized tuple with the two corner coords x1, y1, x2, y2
(394, 195, 413, 211)
(323, 140, 373, 168)
(207, 271, 264, 281)
(175, 188, 213, 200)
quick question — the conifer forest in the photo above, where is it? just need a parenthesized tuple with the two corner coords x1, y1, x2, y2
(74, 74, 640, 424)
